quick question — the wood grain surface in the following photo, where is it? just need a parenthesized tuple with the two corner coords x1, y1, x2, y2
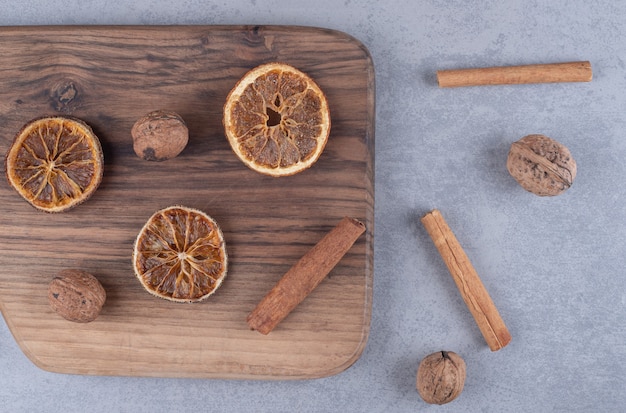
(0, 25, 374, 379)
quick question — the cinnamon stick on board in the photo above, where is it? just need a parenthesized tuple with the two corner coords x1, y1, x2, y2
(421, 210, 511, 351)
(437, 61, 592, 87)
(247, 217, 366, 335)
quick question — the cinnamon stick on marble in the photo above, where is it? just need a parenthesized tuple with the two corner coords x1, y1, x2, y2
(437, 61, 592, 87)
(421, 210, 511, 351)
(247, 217, 366, 335)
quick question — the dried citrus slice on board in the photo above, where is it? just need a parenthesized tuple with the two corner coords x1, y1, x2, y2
(132, 206, 228, 303)
(223, 62, 331, 177)
(5, 116, 104, 213)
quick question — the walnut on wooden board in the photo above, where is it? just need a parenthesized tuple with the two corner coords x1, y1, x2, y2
(131, 110, 189, 161)
(48, 269, 106, 323)
(416, 351, 466, 405)
(506, 134, 577, 196)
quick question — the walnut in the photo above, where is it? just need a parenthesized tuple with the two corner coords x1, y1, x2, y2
(416, 351, 466, 405)
(48, 269, 106, 323)
(131, 110, 188, 161)
(506, 134, 577, 196)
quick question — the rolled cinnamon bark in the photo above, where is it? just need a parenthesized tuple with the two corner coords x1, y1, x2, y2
(247, 217, 366, 335)
(421, 210, 511, 351)
(437, 61, 592, 87)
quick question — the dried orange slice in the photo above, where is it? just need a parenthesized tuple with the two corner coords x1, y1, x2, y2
(5, 116, 104, 212)
(223, 62, 331, 177)
(132, 206, 228, 303)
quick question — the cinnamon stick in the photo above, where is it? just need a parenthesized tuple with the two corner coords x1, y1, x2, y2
(247, 217, 366, 335)
(421, 210, 511, 351)
(437, 61, 592, 87)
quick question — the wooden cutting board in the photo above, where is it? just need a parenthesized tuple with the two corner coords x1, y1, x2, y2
(0, 25, 374, 379)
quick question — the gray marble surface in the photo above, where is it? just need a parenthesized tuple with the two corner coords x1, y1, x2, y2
(1, 1, 625, 412)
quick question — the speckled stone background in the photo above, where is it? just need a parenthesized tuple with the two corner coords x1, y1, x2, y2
(1, 1, 625, 412)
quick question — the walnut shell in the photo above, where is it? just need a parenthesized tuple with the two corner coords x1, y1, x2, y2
(506, 134, 577, 196)
(131, 110, 188, 161)
(48, 269, 106, 323)
(416, 351, 466, 405)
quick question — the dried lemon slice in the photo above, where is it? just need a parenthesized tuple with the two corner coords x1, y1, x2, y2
(5, 116, 104, 212)
(223, 62, 331, 177)
(132, 206, 228, 303)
